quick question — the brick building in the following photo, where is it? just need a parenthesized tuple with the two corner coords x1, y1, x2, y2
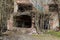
(6, 0, 60, 33)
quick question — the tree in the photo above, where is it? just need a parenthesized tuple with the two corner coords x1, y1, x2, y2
(0, 0, 14, 35)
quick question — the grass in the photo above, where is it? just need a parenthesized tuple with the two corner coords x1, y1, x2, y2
(32, 30, 60, 38)
(47, 30, 60, 37)
(32, 34, 43, 40)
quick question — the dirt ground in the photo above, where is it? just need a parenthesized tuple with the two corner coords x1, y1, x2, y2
(0, 31, 60, 40)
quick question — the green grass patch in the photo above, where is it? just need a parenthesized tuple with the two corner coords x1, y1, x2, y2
(32, 34, 43, 39)
(47, 30, 60, 37)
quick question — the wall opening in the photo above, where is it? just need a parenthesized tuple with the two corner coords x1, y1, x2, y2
(39, 14, 50, 30)
(49, 4, 58, 12)
(18, 4, 33, 12)
(44, 15, 49, 30)
(14, 15, 32, 28)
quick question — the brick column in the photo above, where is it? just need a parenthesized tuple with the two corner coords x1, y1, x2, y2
(7, 15, 13, 30)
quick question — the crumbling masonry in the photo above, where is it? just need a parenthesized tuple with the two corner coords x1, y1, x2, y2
(0, 0, 60, 34)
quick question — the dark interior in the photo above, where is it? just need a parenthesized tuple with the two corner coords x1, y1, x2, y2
(14, 15, 32, 28)
(18, 4, 33, 12)
(39, 14, 50, 30)
(49, 4, 58, 12)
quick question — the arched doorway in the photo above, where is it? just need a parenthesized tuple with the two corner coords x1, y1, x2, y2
(14, 15, 32, 28)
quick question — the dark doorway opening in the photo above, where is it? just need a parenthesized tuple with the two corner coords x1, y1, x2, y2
(44, 14, 49, 30)
(39, 14, 50, 30)
(14, 15, 32, 28)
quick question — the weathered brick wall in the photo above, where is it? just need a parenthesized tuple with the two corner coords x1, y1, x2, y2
(7, 0, 59, 32)
(49, 12, 59, 30)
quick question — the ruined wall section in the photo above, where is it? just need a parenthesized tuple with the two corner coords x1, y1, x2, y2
(48, 0, 59, 30)
(7, 0, 37, 34)
(40, 0, 59, 30)
(49, 12, 59, 30)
